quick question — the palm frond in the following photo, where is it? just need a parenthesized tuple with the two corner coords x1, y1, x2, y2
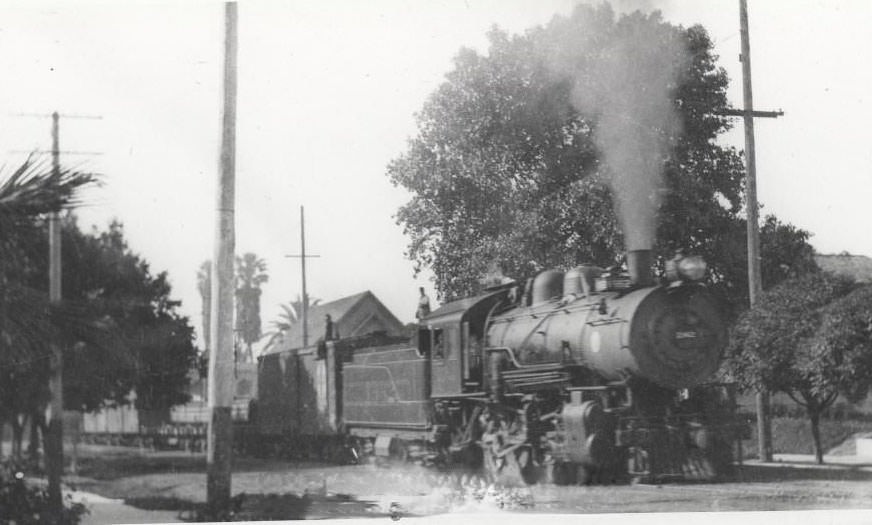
(0, 155, 100, 370)
(278, 303, 298, 324)
(0, 155, 98, 221)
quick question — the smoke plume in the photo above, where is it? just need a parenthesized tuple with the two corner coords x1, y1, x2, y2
(546, 5, 688, 250)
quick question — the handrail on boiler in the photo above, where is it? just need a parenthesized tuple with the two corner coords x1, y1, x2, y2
(484, 346, 566, 371)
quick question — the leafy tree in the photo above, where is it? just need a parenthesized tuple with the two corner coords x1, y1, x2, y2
(235, 253, 268, 362)
(56, 219, 198, 411)
(0, 158, 95, 458)
(387, 4, 813, 308)
(711, 215, 819, 313)
(0, 355, 48, 458)
(723, 273, 872, 463)
(2, 213, 198, 430)
(0, 159, 96, 369)
(759, 216, 818, 288)
(804, 285, 872, 459)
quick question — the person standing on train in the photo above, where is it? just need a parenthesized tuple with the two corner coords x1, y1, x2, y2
(324, 314, 336, 341)
(416, 287, 431, 321)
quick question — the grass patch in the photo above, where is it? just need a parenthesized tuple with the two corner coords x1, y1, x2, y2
(125, 496, 196, 512)
(742, 416, 872, 457)
(76, 454, 206, 480)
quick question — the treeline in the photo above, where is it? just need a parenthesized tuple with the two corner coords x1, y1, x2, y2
(0, 160, 197, 459)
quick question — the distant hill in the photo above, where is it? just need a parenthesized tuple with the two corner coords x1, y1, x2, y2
(815, 253, 872, 283)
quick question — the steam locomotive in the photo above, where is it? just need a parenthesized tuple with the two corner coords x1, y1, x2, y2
(249, 249, 744, 484)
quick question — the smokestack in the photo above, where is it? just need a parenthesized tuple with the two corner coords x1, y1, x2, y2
(627, 249, 654, 286)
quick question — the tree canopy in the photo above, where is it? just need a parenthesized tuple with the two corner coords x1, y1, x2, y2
(811, 286, 872, 403)
(388, 4, 812, 308)
(44, 218, 197, 411)
(0, 158, 95, 457)
(724, 273, 872, 463)
(0, 159, 96, 365)
(2, 211, 198, 418)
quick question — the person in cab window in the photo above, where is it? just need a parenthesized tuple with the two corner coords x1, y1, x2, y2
(433, 330, 444, 359)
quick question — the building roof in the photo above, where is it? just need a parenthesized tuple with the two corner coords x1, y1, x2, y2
(815, 253, 872, 283)
(263, 290, 405, 356)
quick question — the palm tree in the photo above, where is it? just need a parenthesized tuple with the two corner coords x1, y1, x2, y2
(234, 252, 268, 362)
(262, 294, 321, 353)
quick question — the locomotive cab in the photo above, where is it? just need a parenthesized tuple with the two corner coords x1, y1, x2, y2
(419, 289, 509, 398)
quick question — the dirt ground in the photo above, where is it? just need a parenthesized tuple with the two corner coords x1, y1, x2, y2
(58, 444, 872, 521)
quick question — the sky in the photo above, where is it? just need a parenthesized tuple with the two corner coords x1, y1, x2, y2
(0, 0, 870, 350)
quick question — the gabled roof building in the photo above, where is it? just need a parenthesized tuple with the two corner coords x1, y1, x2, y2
(264, 290, 405, 355)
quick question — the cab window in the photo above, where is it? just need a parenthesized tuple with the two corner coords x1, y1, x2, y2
(417, 328, 431, 357)
(432, 329, 445, 360)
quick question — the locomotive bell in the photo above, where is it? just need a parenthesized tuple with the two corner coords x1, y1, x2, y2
(563, 265, 603, 299)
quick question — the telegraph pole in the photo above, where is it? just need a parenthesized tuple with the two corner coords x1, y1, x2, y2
(739, 0, 777, 462)
(286, 206, 320, 348)
(300, 207, 309, 347)
(46, 111, 64, 521)
(207, 1, 237, 514)
(9, 110, 103, 522)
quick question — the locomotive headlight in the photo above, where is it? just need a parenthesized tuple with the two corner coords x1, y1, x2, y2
(677, 256, 707, 281)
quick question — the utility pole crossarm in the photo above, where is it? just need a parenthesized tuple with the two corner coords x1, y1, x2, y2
(9, 112, 102, 119)
(715, 108, 784, 118)
(9, 150, 104, 156)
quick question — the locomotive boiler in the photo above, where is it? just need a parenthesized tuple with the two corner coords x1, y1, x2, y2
(486, 251, 725, 389)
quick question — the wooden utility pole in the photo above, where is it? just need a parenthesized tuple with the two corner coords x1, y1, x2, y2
(46, 111, 64, 522)
(739, 0, 779, 462)
(286, 206, 320, 347)
(300, 207, 309, 347)
(9, 110, 102, 522)
(207, 1, 237, 514)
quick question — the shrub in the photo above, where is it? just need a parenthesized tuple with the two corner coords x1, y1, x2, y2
(0, 461, 88, 525)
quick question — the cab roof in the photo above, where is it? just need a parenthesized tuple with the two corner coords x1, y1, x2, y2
(421, 288, 508, 326)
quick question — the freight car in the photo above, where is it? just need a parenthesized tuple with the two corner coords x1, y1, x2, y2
(251, 249, 745, 484)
